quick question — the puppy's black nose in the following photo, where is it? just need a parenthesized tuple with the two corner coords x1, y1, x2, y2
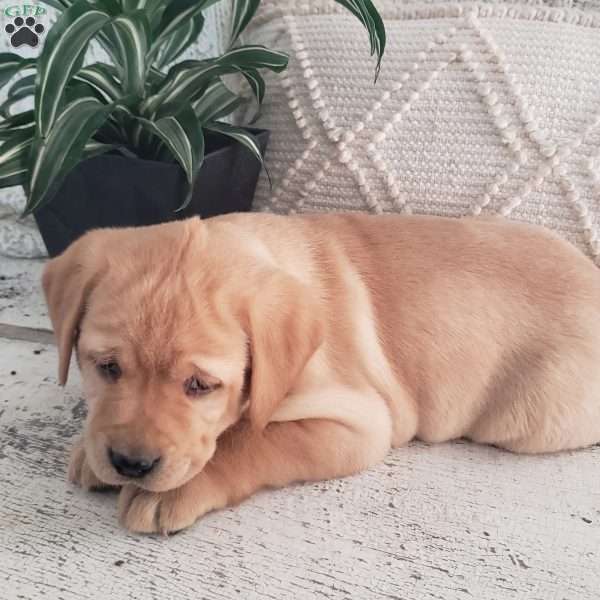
(108, 448, 160, 478)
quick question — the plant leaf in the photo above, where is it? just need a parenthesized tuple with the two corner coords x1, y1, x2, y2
(217, 45, 289, 71)
(0, 86, 34, 118)
(73, 63, 121, 102)
(193, 80, 245, 123)
(97, 29, 126, 68)
(112, 100, 157, 158)
(147, 66, 166, 89)
(239, 67, 265, 104)
(39, 0, 72, 9)
(82, 139, 116, 159)
(0, 129, 32, 187)
(236, 66, 264, 121)
(0, 132, 114, 189)
(68, 76, 125, 142)
(94, 117, 126, 144)
(120, 0, 142, 11)
(230, 0, 260, 45)
(133, 106, 204, 209)
(204, 121, 270, 186)
(7, 73, 36, 98)
(2, 75, 36, 118)
(204, 121, 262, 163)
(334, 0, 386, 80)
(26, 96, 115, 214)
(48, 0, 123, 72)
(0, 53, 35, 90)
(111, 11, 150, 97)
(0, 111, 35, 140)
(151, 45, 288, 117)
(121, 0, 163, 15)
(34, 0, 113, 137)
(152, 0, 207, 49)
(155, 13, 204, 70)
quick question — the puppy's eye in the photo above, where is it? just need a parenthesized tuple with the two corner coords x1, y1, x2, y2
(184, 375, 218, 397)
(97, 360, 121, 381)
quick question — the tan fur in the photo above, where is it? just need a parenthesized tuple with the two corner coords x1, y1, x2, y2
(42, 213, 600, 533)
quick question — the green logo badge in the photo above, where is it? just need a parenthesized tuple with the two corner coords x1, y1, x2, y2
(4, 4, 46, 17)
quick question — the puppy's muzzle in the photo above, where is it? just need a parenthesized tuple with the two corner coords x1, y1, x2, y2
(108, 448, 161, 479)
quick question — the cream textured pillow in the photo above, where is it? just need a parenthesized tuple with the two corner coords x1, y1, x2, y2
(247, 0, 600, 263)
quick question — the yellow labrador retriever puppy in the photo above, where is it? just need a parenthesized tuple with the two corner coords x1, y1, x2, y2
(43, 213, 600, 533)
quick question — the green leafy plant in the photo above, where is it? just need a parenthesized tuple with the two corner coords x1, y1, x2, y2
(0, 0, 386, 215)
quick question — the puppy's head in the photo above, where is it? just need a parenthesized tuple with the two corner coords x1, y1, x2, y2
(43, 217, 323, 492)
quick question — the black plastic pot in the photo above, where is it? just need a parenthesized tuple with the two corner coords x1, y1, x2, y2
(34, 128, 269, 257)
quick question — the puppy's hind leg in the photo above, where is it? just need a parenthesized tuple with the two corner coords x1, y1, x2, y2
(470, 348, 600, 454)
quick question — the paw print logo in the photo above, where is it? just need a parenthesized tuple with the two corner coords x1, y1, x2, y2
(5, 16, 44, 48)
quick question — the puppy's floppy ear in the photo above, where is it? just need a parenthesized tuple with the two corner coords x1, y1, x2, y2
(245, 271, 324, 431)
(42, 234, 105, 385)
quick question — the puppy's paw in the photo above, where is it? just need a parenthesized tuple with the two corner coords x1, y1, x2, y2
(68, 438, 116, 492)
(118, 476, 223, 534)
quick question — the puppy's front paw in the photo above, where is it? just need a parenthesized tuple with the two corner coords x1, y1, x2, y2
(68, 438, 116, 492)
(118, 475, 224, 534)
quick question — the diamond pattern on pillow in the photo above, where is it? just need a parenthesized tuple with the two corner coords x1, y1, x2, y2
(249, 1, 600, 263)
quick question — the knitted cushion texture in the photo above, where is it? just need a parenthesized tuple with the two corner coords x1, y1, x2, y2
(248, 0, 600, 262)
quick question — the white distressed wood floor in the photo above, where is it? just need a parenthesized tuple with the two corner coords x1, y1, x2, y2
(1, 258, 599, 600)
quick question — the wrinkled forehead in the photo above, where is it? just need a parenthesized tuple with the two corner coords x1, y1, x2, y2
(78, 268, 247, 376)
